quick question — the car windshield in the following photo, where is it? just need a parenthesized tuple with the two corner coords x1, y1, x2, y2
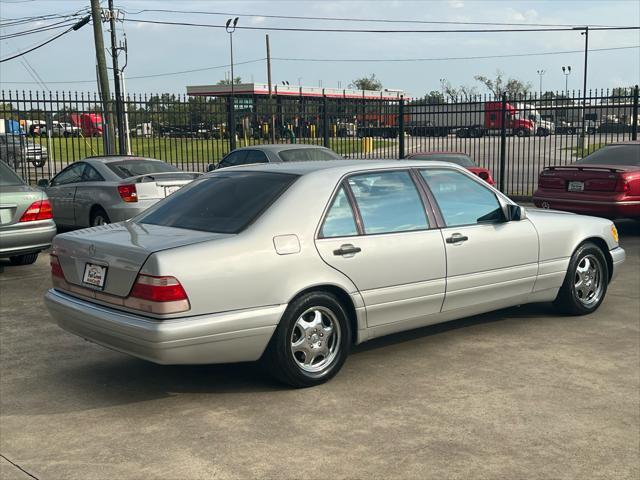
(278, 148, 342, 162)
(138, 171, 298, 234)
(576, 144, 640, 166)
(0, 161, 25, 186)
(106, 159, 180, 179)
(410, 154, 475, 167)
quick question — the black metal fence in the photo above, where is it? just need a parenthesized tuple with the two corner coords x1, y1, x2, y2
(1, 86, 638, 198)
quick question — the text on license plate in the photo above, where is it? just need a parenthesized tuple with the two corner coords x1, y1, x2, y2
(83, 263, 107, 288)
(164, 185, 181, 197)
(568, 181, 584, 192)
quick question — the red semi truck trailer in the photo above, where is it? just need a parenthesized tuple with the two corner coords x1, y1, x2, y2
(70, 113, 104, 137)
(408, 101, 535, 137)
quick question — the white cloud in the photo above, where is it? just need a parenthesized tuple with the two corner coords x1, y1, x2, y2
(448, 0, 465, 8)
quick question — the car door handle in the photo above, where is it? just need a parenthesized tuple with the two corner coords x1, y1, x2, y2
(333, 244, 361, 256)
(446, 233, 469, 244)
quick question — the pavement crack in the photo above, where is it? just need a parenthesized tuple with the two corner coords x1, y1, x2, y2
(0, 454, 40, 480)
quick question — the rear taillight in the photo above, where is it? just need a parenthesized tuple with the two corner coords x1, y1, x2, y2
(19, 199, 53, 222)
(478, 171, 489, 180)
(538, 172, 564, 189)
(50, 254, 64, 279)
(615, 175, 631, 194)
(127, 274, 190, 314)
(117, 184, 138, 202)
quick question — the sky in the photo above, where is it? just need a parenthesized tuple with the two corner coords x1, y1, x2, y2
(0, 0, 639, 98)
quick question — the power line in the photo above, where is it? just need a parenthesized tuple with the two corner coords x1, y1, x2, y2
(1, 45, 638, 85)
(122, 18, 640, 33)
(121, 8, 633, 29)
(0, 19, 77, 40)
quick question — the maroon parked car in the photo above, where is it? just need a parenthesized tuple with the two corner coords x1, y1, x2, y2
(406, 152, 495, 185)
(533, 142, 640, 220)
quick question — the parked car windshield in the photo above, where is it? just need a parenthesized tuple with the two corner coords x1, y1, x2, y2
(106, 159, 180, 178)
(576, 144, 640, 166)
(278, 148, 342, 162)
(0, 161, 25, 186)
(138, 171, 298, 234)
(410, 154, 475, 167)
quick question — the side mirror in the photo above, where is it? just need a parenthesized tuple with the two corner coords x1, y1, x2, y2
(507, 204, 526, 221)
(207, 163, 216, 172)
(37, 179, 49, 188)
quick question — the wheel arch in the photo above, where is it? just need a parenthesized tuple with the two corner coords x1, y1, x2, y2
(287, 284, 361, 345)
(88, 204, 107, 225)
(580, 236, 614, 282)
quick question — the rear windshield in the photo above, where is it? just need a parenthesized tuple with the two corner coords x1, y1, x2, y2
(138, 171, 298, 234)
(0, 161, 24, 186)
(278, 148, 342, 162)
(577, 144, 640, 166)
(106, 159, 180, 179)
(410, 154, 475, 167)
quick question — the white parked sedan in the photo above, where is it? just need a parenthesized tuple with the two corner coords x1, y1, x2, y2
(45, 160, 625, 387)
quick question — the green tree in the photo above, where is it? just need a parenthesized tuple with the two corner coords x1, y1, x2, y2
(350, 74, 382, 91)
(474, 70, 531, 97)
(421, 91, 445, 104)
(216, 76, 242, 86)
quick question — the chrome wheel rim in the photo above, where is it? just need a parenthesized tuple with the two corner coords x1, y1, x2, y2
(290, 307, 341, 374)
(93, 215, 106, 226)
(573, 254, 604, 307)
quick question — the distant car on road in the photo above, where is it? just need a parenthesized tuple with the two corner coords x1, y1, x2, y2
(0, 161, 56, 265)
(406, 152, 495, 185)
(38, 156, 200, 228)
(0, 133, 24, 169)
(211, 144, 342, 170)
(533, 142, 640, 219)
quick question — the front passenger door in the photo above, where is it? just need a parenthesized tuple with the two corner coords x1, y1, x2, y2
(419, 168, 538, 312)
(47, 163, 85, 226)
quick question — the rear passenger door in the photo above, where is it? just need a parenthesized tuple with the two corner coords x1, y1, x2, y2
(73, 164, 105, 227)
(419, 168, 539, 312)
(315, 169, 446, 328)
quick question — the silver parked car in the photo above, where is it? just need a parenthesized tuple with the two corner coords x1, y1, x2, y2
(45, 160, 625, 387)
(211, 144, 342, 170)
(0, 161, 56, 265)
(38, 156, 199, 228)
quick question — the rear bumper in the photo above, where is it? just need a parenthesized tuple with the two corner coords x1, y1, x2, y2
(0, 220, 56, 256)
(107, 200, 158, 223)
(533, 194, 640, 219)
(45, 289, 285, 365)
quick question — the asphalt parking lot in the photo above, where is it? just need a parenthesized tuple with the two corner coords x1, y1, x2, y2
(1, 221, 638, 480)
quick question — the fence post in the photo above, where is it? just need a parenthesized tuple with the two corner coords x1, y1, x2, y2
(398, 95, 405, 158)
(323, 94, 330, 148)
(632, 85, 639, 141)
(499, 93, 507, 193)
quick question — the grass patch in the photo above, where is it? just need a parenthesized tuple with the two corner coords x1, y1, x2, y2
(561, 142, 605, 158)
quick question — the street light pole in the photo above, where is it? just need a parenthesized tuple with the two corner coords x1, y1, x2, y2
(562, 65, 572, 96)
(573, 26, 589, 148)
(536, 69, 546, 96)
(226, 17, 239, 151)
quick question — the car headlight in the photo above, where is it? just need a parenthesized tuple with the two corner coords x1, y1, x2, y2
(611, 224, 619, 243)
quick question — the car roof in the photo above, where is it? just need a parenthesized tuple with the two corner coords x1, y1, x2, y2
(83, 155, 164, 164)
(408, 151, 470, 156)
(231, 144, 332, 152)
(208, 159, 467, 177)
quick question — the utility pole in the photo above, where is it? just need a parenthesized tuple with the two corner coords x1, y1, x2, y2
(562, 65, 571, 96)
(226, 17, 238, 151)
(90, 0, 114, 154)
(536, 69, 546, 96)
(266, 34, 276, 143)
(108, 0, 125, 154)
(574, 26, 589, 149)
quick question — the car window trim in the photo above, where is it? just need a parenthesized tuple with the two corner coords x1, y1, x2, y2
(417, 166, 507, 228)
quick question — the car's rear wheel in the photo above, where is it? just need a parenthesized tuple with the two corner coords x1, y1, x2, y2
(554, 242, 609, 315)
(264, 291, 351, 388)
(9, 253, 38, 266)
(90, 207, 110, 226)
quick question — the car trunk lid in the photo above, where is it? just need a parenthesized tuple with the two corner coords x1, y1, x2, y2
(0, 185, 44, 227)
(53, 222, 230, 297)
(539, 164, 632, 192)
(122, 172, 199, 200)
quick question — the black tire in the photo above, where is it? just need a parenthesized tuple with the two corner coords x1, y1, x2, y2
(31, 159, 46, 168)
(264, 291, 352, 388)
(9, 253, 38, 266)
(516, 128, 527, 137)
(553, 242, 609, 315)
(90, 207, 110, 226)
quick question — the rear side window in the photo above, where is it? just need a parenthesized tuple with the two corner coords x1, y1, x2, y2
(245, 150, 269, 164)
(576, 144, 640, 166)
(320, 186, 358, 238)
(410, 154, 475, 167)
(279, 148, 342, 162)
(106, 159, 179, 179)
(347, 171, 428, 234)
(219, 150, 249, 168)
(139, 172, 298, 234)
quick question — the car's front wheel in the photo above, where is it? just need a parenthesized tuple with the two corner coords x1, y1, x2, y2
(264, 291, 351, 388)
(554, 242, 609, 315)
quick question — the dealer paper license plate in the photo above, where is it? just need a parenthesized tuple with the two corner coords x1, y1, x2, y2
(83, 263, 107, 289)
(568, 181, 584, 192)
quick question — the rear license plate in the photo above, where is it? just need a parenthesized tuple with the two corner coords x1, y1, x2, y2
(0, 208, 12, 225)
(83, 263, 107, 289)
(568, 181, 584, 192)
(164, 185, 180, 197)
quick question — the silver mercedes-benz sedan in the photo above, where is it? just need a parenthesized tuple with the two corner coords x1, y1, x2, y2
(45, 160, 625, 387)
(38, 156, 199, 228)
